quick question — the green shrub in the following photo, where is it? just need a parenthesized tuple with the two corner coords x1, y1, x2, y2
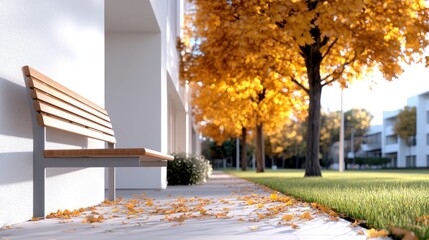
(167, 153, 213, 185)
(345, 157, 391, 166)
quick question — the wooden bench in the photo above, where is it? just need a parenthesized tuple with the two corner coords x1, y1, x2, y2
(22, 65, 174, 218)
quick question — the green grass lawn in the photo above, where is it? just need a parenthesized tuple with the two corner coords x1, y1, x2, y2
(227, 169, 429, 238)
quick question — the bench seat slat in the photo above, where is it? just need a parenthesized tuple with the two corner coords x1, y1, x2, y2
(29, 79, 111, 123)
(23, 66, 108, 115)
(32, 90, 113, 129)
(35, 101, 115, 135)
(44, 148, 174, 161)
(38, 114, 116, 143)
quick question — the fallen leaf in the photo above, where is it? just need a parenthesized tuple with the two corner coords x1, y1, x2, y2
(366, 228, 389, 238)
(390, 227, 418, 240)
(82, 214, 104, 224)
(270, 193, 279, 201)
(299, 212, 313, 220)
(248, 226, 258, 231)
(2, 225, 12, 229)
(291, 223, 299, 229)
(416, 215, 429, 225)
(351, 219, 366, 227)
(282, 214, 294, 221)
(328, 210, 339, 217)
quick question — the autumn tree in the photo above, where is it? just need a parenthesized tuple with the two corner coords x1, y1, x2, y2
(182, 0, 429, 177)
(267, 119, 307, 167)
(190, 79, 255, 170)
(180, 2, 307, 173)
(394, 106, 417, 146)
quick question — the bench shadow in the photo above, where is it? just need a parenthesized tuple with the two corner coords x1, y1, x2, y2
(0, 77, 96, 186)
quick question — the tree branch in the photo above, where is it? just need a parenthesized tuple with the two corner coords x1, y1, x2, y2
(321, 38, 338, 60)
(291, 77, 310, 94)
(321, 52, 357, 87)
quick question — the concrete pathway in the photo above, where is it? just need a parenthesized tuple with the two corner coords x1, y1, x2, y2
(0, 171, 389, 240)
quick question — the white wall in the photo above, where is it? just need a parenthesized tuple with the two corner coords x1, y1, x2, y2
(0, 0, 105, 225)
(105, 33, 167, 189)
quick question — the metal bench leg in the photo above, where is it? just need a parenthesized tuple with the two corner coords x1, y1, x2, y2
(107, 167, 116, 201)
(33, 160, 46, 218)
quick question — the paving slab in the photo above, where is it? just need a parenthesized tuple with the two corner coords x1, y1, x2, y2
(0, 171, 389, 240)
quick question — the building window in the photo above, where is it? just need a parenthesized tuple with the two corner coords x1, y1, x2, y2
(406, 155, 416, 167)
(409, 136, 416, 146)
(386, 135, 398, 145)
(427, 155, 429, 167)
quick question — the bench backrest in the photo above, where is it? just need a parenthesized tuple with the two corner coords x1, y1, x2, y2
(23, 66, 117, 144)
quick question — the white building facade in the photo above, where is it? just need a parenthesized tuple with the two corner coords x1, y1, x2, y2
(0, 0, 198, 226)
(381, 91, 429, 168)
(105, 0, 199, 189)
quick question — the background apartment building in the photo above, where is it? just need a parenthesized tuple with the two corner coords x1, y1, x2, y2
(381, 91, 429, 168)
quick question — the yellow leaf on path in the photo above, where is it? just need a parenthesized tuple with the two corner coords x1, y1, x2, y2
(214, 212, 228, 218)
(146, 199, 154, 207)
(282, 214, 293, 221)
(270, 193, 279, 201)
(366, 228, 389, 238)
(82, 214, 104, 224)
(328, 210, 339, 217)
(299, 212, 313, 220)
(177, 216, 186, 223)
(291, 223, 299, 229)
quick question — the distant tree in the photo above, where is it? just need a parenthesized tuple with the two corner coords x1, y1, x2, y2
(394, 106, 417, 146)
(319, 111, 341, 166)
(319, 108, 372, 165)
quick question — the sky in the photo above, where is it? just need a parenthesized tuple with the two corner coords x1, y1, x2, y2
(321, 62, 429, 125)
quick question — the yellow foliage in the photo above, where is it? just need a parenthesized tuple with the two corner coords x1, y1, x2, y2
(82, 214, 104, 224)
(180, 0, 429, 169)
(366, 228, 389, 238)
(282, 214, 294, 221)
(299, 212, 314, 220)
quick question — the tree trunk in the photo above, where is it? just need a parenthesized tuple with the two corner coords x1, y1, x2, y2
(305, 70, 322, 176)
(241, 127, 247, 171)
(256, 124, 265, 172)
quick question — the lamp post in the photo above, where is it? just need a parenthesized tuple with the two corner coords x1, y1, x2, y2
(339, 88, 345, 172)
